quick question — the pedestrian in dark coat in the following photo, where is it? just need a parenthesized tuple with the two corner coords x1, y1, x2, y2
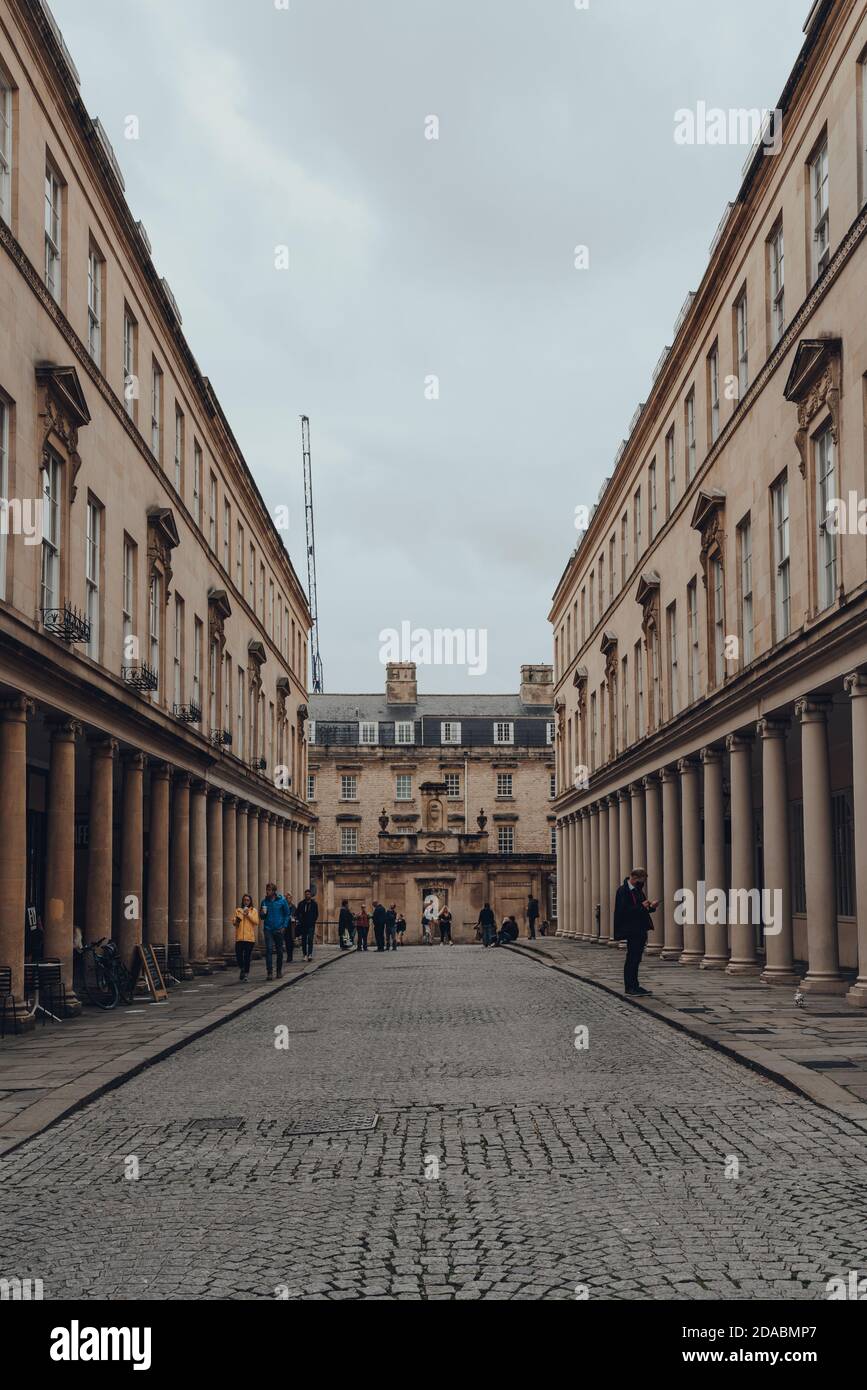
(338, 899, 354, 950)
(295, 890, 319, 962)
(478, 903, 497, 948)
(527, 895, 539, 940)
(385, 904, 398, 951)
(613, 867, 659, 995)
(372, 901, 387, 952)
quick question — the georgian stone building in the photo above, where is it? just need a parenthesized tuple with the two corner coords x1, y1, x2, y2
(309, 663, 556, 941)
(0, 0, 314, 1029)
(552, 0, 867, 1002)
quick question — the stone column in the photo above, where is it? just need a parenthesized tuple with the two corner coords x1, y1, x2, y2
(222, 795, 238, 956)
(206, 789, 224, 963)
(236, 801, 249, 904)
(0, 698, 33, 1028)
(276, 819, 285, 895)
(588, 803, 600, 941)
(302, 826, 311, 894)
(118, 749, 145, 977)
(630, 783, 646, 876)
(845, 675, 867, 1005)
(581, 810, 592, 939)
(169, 772, 191, 957)
(146, 761, 170, 949)
(606, 793, 621, 946)
(189, 779, 209, 970)
(268, 814, 277, 887)
(558, 817, 571, 936)
(617, 787, 632, 883)
(660, 767, 682, 959)
(85, 736, 116, 945)
(725, 733, 761, 975)
(700, 747, 728, 969)
(283, 820, 294, 900)
(247, 808, 259, 909)
(259, 812, 270, 917)
(44, 718, 82, 1010)
(678, 757, 703, 965)
(643, 772, 664, 954)
(570, 816, 582, 940)
(597, 798, 609, 944)
(796, 697, 846, 993)
(758, 719, 799, 987)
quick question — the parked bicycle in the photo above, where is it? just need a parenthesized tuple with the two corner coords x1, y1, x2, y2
(75, 937, 136, 1010)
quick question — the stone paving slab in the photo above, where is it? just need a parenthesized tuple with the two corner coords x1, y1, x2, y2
(507, 938, 867, 1124)
(0, 947, 347, 1156)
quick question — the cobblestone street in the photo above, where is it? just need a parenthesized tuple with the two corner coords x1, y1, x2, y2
(2, 945, 866, 1301)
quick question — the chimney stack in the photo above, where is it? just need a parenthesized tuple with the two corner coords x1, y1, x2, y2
(520, 663, 554, 706)
(386, 661, 418, 705)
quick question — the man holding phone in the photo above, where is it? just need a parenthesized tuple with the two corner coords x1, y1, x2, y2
(613, 867, 659, 997)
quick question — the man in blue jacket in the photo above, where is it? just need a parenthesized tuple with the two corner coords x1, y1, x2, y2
(260, 882, 291, 979)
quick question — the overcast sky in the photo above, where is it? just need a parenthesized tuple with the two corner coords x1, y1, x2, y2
(51, 0, 806, 693)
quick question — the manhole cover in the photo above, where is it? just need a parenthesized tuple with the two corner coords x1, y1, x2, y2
(282, 1108, 378, 1137)
(187, 1117, 245, 1131)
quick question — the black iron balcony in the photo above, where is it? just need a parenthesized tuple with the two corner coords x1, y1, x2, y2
(211, 728, 233, 748)
(122, 662, 159, 692)
(42, 604, 91, 643)
(173, 702, 202, 723)
(250, 756, 267, 771)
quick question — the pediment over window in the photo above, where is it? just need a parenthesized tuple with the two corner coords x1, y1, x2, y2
(783, 336, 842, 477)
(690, 489, 726, 535)
(635, 571, 661, 639)
(36, 363, 91, 429)
(36, 362, 91, 503)
(571, 664, 588, 716)
(247, 639, 267, 667)
(208, 588, 232, 648)
(599, 631, 618, 657)
(690, 492, 726, 588)
(147, 506, 180, 600)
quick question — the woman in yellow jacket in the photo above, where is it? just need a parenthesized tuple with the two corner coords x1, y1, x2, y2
(233, 894, 259, 981)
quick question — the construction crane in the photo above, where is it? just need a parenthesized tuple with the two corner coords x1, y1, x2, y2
(300, 415, 324, 693)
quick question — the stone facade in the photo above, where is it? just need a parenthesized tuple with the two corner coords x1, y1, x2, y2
(0, 0, 314, 1028)
(551, 0, 867, 1003)
(309, 663, 556, 941)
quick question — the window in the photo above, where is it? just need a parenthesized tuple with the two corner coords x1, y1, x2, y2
(0, 395, 8, 601)
(497, 826, 514, 856)
(123, 309, 136, 418)
(546, 720, 554, 745)
(496, 773, 513, 798)
(634, 639, 644, 736)
(208, 639, 218, 731)
(85, 499, 101, 659)
(248, 542, 255, 603)
(550, 824, 557, 855)
(44, 161, 62, 301)
(307, 774, 316, 800)
(665, 427, 676, 515)
(340, 827, 358, 855)
(815, 425, 837, 610)
(708, 343, 720, 443)
(149, 573, 161, 686)
(633, 486, 642, 556)
(769, 223, 785, 347)
(395, 720, 414, 745)
(590, 691, 597, 771)
(308, 719, 316, 744)
(667, 602, 678, 718)
(621, 653, 629, 747)
(236, 522, 244, 589)
(549, 772, 557, 798)
(208, 473, 217, 551)
(340, 774, 358, 800)
(832, 790, 855, 918)
(309, 828, 316, 856)
(598, 554, 605, 612)
(711, 556, 725, 685)
(685, 390, 696, 481)
(396, 774, 413, 801)
(441, 722, 461, 744)
(0, 71, 11, 225)
(621, 513, 628, 583)
(87, 245, 103, 365)
(359, 721, 379, 745)
(735, 289, 748, 398)
(174, 407, 184, 492)
(589, 572, 595, 628)
(122, 537, 135, 655)
(738, 515, 753, 664)
(268, 578, 274, 636)
(173, 594, 183, 709)
(40, 451, 61, 613)
(193, 617, 203, 716)
(445, 772, 461, 799)
(223, 652, 231, 735)
(193, 442, 202, 526)
(648, 462, 658, 539)
(494, 721, 514, 745)
(687, 579, 699, 703)
(862, 58, 867, 206)
(223, 499, 230, 571)
(150, 360, 162, 459)
(608, 535, 615, 601)
(811, 138, 830, 281)
(649, 624, 661, 729)
(580, 588, 586, 644)
(237, 666, 245, 754)
(772, 474, 791, 640)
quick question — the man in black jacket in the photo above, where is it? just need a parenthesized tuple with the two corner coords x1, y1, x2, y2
(384, 904, 398, 951)
(338, 898, 354, 950)
(295, 889, 319, 963)
(613, 867, 659, 996)
(371, 901, 387, 952)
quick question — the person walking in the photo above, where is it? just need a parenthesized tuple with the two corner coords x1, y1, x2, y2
(385, 903, 398, 951)
(478, 902, 497, 948)
(527, 894, 539, 940)
(232, 894, 259, 981)
(438, 905, 453, 944)
(372, 901, 387, 952)
(395, 912, 406, 946)
(338, 898, 354, 951)
(295, 889, 319, 963)
(355, 905, 370, 952)
(284, 894, 296, 964)
(613, 866, 659, 996)
(260, 881, 291, 979)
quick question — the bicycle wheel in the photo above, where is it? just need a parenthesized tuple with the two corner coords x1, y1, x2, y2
(114, 959, 137, 1005)
(83, 952, 118, 1009)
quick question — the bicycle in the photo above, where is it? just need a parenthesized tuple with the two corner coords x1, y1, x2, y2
(75, 938, 137, 1010)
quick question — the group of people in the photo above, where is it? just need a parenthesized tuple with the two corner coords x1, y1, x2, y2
(337, 900, 408, 952)
(231, 886, 320, 981)
(477, 894, 549, 947)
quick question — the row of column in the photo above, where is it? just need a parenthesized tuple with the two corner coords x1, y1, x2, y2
(0, 698, 312, 1021)
(556, 677, 867, 1005)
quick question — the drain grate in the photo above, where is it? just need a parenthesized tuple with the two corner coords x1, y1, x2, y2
(800, 1059, 855, 1070)
(187, 1116, 245, 1131)
(282, 1107, 379, 1138)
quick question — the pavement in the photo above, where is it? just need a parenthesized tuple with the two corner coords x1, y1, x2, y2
(1, 943, 866, 1300)
(508, 936, 867, 1123)
(0, 947, 344, 1156)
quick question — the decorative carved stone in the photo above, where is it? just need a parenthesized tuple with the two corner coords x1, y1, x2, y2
(783, 337, 843, 478)
(36, 363, 91, 504)
(690, 491, 726, 589)
(635, 571, 661, 641)
(147, 507, 181, 601)
(207, 588, 232, 651)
